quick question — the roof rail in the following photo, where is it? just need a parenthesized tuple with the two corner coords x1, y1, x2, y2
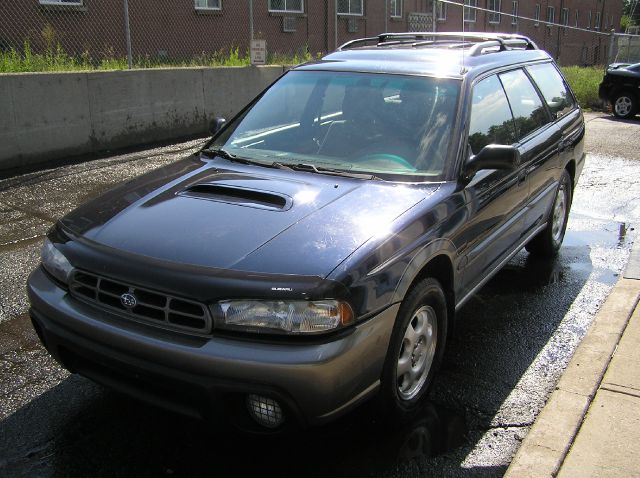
(337, 32, 539, 53)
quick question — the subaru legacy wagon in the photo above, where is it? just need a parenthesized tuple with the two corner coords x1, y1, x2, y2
(28, 33, 584, 431)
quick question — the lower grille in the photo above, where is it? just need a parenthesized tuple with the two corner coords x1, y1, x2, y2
(69, 270, 212, 334)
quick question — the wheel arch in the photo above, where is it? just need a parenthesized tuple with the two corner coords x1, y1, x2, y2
(393, 242, 457, 337)
(565, 159, 576, 191)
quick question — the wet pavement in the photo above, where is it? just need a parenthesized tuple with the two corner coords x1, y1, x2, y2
(1, 115, 639, 477)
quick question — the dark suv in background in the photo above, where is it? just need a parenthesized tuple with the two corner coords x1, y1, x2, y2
(599, 62, 640, 118)
(28, 33, 584, 431)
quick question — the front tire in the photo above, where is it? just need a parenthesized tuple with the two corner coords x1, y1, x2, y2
(612, 91, 637, 119)
(380, 278, 448, 418)
(526, 169, 572, 257)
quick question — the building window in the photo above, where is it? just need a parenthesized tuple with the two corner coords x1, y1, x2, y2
(436, 1, 447, 21)
(587, 10, 592, 29)
(390, 0, 402, 18)
(488, 0, 501, 24)
(337, 0, 363, 16)
(595, 11, 601, 30)
(268, 0, 303, 13)
(39, 0, 83, 5)
(511, 1, 518, 26)
(561, 8, 569, 26)
(575, 10, 579, 28)
(464, 0, 477, 23)
(195, 0, 221, 10)
(534, 4, 540, 26)
(547, 6, 555, 24)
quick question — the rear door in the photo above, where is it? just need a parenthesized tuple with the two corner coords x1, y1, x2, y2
(525, 63, 584, 231)
(498, 67, 561, 237)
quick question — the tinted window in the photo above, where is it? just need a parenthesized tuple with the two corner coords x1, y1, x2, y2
(527, 63, 576, 118)
(468, 75, 516, 155)
(499, 69, 549, 140)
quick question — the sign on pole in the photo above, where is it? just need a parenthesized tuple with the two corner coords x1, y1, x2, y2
(250, 40, 267, 65)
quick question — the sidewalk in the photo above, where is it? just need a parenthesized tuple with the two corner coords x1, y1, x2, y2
(505, 245, 640, 478)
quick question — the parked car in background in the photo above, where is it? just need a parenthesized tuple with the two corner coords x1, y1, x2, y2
(599, 62, 640, 119)
(28, 33, 584, 431)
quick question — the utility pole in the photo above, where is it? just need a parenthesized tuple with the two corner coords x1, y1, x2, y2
(249, 0, 254, 43)
(123, 0, 132, 69)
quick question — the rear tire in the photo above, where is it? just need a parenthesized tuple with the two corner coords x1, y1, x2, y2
(612, 91, 637, 119)
(379, 278, 448, 419)
(526, 169, 572, 258)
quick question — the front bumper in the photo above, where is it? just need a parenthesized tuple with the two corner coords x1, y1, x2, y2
(27, 267, 398, 427)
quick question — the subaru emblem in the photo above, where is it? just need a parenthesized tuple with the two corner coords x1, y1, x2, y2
(120, 293, 137, 308)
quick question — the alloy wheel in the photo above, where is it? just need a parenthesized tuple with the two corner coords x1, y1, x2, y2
(397, 305, 437, 400)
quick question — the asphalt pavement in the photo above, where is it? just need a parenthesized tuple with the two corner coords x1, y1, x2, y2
(0, 113, 639, 477)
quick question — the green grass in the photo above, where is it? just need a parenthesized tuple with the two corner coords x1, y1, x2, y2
(0, 41, 318, 73)
(560, 66, 605, 110)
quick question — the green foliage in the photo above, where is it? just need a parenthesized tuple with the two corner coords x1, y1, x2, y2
(560, 66, 605, 110)
(0, 38, 317, 73)
(621, 14, 631, 31)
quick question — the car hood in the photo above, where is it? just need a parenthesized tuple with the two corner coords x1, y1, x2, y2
(60, 156, 437, 277)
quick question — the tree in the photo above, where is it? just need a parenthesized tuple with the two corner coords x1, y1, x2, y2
(624, 0, 640, 23)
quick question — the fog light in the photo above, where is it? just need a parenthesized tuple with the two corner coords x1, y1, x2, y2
(246, 394, 284, 429)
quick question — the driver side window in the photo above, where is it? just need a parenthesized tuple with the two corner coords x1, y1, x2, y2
(468, 75, 516, 155)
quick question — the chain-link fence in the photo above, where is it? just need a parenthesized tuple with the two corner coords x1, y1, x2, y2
(437, 0, 624, 68)
(0, 0, 630, 72)
(610, 33, 640, 65)
(1, 0, 433, 71)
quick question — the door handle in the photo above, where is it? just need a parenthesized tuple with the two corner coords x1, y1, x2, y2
(518, 172, 527, 185)
(558, 138, 571, 152)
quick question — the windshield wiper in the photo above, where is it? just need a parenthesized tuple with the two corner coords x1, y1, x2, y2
(202, 148, 275, 168)
(273, 162, 382, 180)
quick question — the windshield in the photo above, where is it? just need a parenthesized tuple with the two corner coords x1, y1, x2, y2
(211, 70, 461, 181)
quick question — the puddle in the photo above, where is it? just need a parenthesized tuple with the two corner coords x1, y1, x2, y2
(564, 221, 632, 249)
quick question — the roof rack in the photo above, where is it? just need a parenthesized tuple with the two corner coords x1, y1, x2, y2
(337, 32, 539, 56)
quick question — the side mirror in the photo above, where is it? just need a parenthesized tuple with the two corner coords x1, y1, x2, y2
(463, 144, 520, 180)
(209, 117, 226, 136)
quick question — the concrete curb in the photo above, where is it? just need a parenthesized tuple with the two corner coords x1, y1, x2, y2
(504, 250, 640, 477)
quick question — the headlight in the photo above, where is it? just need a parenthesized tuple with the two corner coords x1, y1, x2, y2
(41, 238, 73, 284)
(216, 300, 354, 334)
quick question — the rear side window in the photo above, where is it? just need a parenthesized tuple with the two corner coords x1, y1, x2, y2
(468, 75, 516, 155)
(499, 69, 549, 140)
(526, 63, 576, 119)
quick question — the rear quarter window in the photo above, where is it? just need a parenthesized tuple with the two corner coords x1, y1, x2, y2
(526, 63, 576, 119)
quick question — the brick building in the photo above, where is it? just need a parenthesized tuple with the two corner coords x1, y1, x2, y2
(0, 0, 624, 66)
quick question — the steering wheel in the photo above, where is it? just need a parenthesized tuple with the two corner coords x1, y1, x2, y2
(355, 153, 417, 171)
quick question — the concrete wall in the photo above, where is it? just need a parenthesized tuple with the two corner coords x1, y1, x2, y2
(0, 66, 285, 173)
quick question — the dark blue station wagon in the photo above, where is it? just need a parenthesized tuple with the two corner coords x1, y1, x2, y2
(28, 33, 585, 431)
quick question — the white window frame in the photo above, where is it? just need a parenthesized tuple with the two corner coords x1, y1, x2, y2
(436, 1, 447, 21)
(547, 6, 555, 25)
(194, 0, 221, 11)
(488, 0, 501, 24)
(534, 4, 540, 26)
(268, 0, 304, 14)
(595, 11, 601, 30)
(511, 1, 518, 26)
(337, 0, 364, 16)
(390, 0, 402, 18)
(464, 0, 477, 23)
(39, 0, 83, 5)
(561, 8, 569, 26)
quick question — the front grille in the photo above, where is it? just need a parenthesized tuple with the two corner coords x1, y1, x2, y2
(70, 270, 212, 334)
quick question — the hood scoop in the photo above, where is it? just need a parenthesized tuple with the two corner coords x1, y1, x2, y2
(179, 183, 292, 211)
